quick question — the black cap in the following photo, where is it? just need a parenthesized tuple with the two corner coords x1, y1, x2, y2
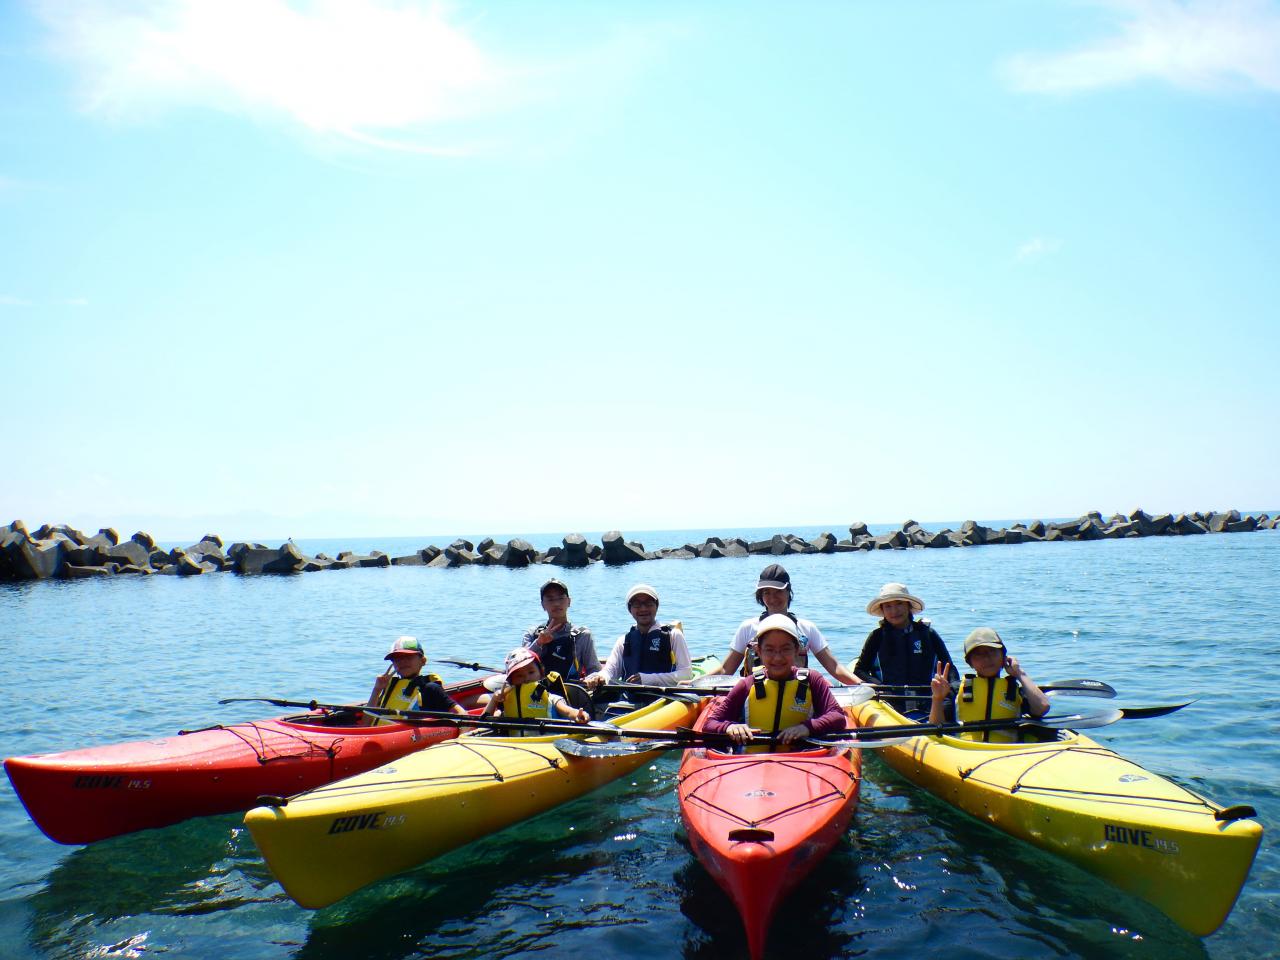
(755, 563, 794, 605)
(755, 564, 790, 591)
(540, 577, 570, 598)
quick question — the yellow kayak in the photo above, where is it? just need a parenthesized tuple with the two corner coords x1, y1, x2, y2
(245, 695, 702, 909)
(852, 698, 1261, 936)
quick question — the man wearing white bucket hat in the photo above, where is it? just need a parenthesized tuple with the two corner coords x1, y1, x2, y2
(583, 584, 692, 689)
(701, 563, 860, 684)
(853, 582, 957, 718)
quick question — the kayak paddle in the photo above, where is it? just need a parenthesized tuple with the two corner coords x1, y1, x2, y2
(551, 707, 1123, 758)
(217, 697, 621, 737)
(435, 658, 504, 673)
(873, 678, 1118, 698)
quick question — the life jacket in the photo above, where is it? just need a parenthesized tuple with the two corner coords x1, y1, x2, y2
(956, 673, 1023, 743)
(743, 668, 812, 752)
(373, 673, 443, 726)
(744, 612, 809, 673)
(501, 671, 568, 733)
(530, 624, 587, 680)
(622, 624, 675, 676)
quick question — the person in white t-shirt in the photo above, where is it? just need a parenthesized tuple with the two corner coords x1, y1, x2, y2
(701, 563, 861, 684)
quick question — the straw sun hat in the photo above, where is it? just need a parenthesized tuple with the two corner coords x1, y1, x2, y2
(866, 582, 925, 617)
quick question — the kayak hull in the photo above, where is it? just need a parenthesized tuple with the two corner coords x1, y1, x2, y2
(244, 694, 703, 909)
(5, 712, 461, 845)
(4, 678, 490, 845)
(852, 697, 1262, 936)
(678, 712, 861, 959)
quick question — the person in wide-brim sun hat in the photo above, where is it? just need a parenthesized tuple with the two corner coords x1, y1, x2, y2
(864, 582, 925, 617)
(852, 582, 956, 719)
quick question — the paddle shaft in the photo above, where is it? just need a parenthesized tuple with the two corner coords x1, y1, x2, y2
(567, 709, 1118, 747)
(217, 697, 607, 736)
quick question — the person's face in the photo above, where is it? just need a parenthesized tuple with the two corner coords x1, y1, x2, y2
(758, 630, 798, 679)
(628, 594, 658, 628)
(966, 645, 1005, 678)
(508, 663, 542, 686)
(759, 587, 789, 614)
(880, 599, 911, 627)
(541, 589, 570, 619)
(389, 653, 424, 678)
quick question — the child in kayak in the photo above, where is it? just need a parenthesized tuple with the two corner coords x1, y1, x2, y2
(703, 614, 847, 749)
(928, 628, 1050, 742)
(481, 647, 590, 732)
(365, 636, 467, 723)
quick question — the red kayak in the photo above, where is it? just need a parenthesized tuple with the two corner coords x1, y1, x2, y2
(4, 679, 488, 845)
(678, 710, 861, 960)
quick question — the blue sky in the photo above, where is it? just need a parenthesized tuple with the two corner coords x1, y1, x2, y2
(2, 1, 1278, 541)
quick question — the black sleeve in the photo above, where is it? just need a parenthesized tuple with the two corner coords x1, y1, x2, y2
(852, 628, 881, 680)
(413, 680, 459, 713)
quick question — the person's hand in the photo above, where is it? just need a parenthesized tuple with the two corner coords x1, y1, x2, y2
(1004, 656, 1026, 681)
(583, 673, 603, 690)
(572, 708, 590, 724)
(725, 723, 756, 744)
(930, 660, 950, 702)
(371, 675, 390, 696)
(625, 673, 641, 684)
(777, 723, 810, 744)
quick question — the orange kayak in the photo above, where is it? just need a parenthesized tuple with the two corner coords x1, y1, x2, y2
(5, 679, 487, 845)
(678, 710, 861, 959)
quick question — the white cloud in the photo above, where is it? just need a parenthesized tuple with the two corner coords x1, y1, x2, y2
(1005, 0, 1280, 94)
(32, 0, 510, 150)
(1015, 236, 1062, 261)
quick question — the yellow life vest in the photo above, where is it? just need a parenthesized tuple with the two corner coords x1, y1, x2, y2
(956, 674, 1023, 743)
(373, 673, 443, 726)
(743, 669, 812, 752)
(501, 672, 567, 733)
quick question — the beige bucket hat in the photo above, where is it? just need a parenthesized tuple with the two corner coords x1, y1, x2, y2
(866, 582, 925, 616)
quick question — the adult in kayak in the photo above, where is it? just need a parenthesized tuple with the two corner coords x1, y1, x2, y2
(365, 636, 467, 722)
(928, 627, 1050, 741)
(522, 578, 600, 681)
(481, 647, 590, 731)
(853, 582, 956, 718)
(703, 614, 847, 748)
(701, 564, 860, 684)
(583, 583, 693, 690)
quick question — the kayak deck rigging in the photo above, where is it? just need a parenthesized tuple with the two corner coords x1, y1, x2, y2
(680, 752, 859, 829)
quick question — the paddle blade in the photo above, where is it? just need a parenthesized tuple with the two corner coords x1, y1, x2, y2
(1038, 707, 1123, 729)
(1117, 699, 1196, 718)
(552, 737, 675, 758)
(832, 685, 876, 708)
(689, 674, 736, 693)
(1042, 679, 1118, 698)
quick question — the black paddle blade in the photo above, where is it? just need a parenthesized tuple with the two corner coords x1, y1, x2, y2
(1116, 699, 1197, 718)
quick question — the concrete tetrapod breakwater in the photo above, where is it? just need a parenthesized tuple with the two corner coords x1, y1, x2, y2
(0, 510, 1275, 582)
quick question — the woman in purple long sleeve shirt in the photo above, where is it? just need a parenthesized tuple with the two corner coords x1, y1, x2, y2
(703, 614, 847, 747)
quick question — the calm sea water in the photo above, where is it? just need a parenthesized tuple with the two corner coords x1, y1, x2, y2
(1, 529, 1277, 960)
